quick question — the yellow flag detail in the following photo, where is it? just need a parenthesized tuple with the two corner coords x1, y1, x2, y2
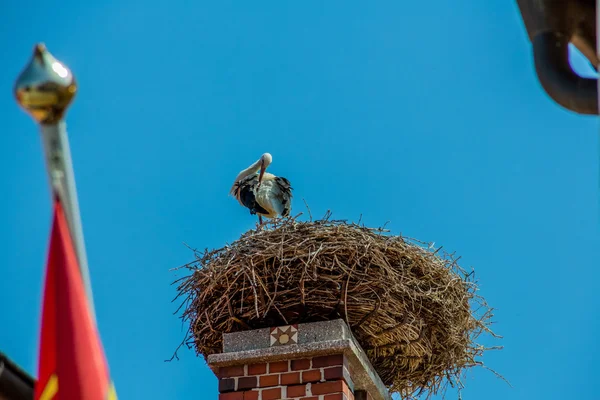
(106, 382, 118, 400)
(39, 374, 58, 400)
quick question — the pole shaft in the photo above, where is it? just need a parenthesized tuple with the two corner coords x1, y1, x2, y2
(40, 121, 96, 323)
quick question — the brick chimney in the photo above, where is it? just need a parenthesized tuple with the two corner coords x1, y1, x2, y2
(208, 319, 390, 400)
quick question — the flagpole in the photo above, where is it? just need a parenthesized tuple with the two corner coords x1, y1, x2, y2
(14, 43, 96, 322)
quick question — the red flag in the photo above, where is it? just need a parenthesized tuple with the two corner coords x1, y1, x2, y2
(35, 199, 117, 400)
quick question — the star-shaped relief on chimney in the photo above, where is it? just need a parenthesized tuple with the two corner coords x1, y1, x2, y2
(270, 324, 298, 346)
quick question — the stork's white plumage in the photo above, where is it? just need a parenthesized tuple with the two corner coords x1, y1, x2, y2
(230, 153, 293, 224)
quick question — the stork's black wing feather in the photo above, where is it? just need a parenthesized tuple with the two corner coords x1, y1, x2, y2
(236, 175, 269, 215)
(274, 176, 293, 216)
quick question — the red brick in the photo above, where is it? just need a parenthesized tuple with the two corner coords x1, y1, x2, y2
(301, 369, 322, 383)
(269, 361, 289, 373)
(261, 387, 282, 400)
(324, 366, 345, 381)
(312, 380, 349, 395)
(219, 393, 243, 400)
(219, 365, 246, 378)
(300, 397, 319, 400)
(219, 378, 236, 392)
(238, 376, 257, 390)
(291, 358, 311, 370)
(281, 372, 301, 385)
(248, 363, 267, 375)
(324, 394, 346, 400)
(259, 374, 279, 387)
(313, 354, 345, 368)
(243, 391, 259, 400)
(287, 384, 307, 397)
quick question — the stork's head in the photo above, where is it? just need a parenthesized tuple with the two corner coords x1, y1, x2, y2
(230, 153, 273, 196)
(259, 152, 272, 183)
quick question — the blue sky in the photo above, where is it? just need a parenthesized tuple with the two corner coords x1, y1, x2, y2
(1, 1, 599, 399)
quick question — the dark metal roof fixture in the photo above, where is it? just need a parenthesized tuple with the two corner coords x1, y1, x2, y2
(516, 0, 599, 115)
(0, 352, 34, 400)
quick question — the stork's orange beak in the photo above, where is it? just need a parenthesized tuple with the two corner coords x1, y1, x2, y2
(258, 161, 266, 184)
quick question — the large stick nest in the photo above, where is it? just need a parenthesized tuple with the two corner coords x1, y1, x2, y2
(174, 215, 499, 398)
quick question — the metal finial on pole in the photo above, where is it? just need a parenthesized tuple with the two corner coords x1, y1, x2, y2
(14, 43, 96, 322)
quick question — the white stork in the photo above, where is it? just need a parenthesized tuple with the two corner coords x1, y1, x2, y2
(230, 153, 293, 224)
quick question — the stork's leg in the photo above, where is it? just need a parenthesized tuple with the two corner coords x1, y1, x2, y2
(259, 215, 263, 225)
